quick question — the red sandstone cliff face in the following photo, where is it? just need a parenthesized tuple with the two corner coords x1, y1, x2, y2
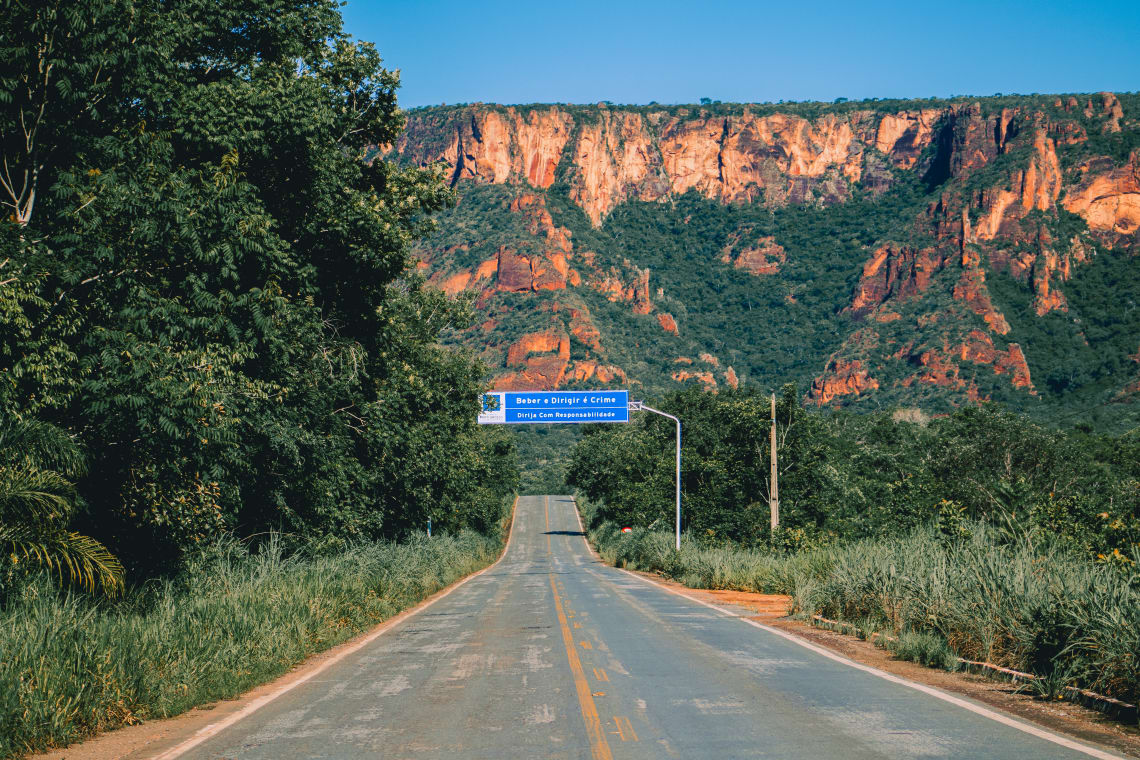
(495, 330, 571, 390)
(896, 331, 1033, 395)
(810, 359, 879, 405)
(1063, 149, 1140, 237)
(397, 104, 961, 226)
(400, 97, 1133, 235)
(492, 323, 628, 391)
(811, 94, 1135, 406)
(569, 110, 669, 227)
(403, 95, 1138, 403)
(846, 244, 942, 317)
(397, 107, 573, 189)
(873, 110, 943, 168)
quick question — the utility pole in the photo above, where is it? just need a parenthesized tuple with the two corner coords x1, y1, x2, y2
(770, 393, 779, 533)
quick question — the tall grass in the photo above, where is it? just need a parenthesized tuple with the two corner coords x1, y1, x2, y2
(590, 521, 1140, 712)
(0, 531, 500, 759)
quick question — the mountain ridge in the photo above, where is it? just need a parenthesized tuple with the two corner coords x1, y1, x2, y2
(388, 93, 1140, 428)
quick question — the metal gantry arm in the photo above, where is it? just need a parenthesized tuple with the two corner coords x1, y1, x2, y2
(630, 401, 682, 550)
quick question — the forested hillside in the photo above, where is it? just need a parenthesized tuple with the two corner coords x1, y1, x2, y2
(394, 95, 1140, 430)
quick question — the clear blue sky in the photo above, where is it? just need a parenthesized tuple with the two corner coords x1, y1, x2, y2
(341, 0, 1139, 108)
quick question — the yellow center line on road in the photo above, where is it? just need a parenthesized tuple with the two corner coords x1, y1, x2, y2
(550, 573, 613, 760)
(610, 715, 639, 742)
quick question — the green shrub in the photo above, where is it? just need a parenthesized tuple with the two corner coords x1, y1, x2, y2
(888, 630, 960, 671)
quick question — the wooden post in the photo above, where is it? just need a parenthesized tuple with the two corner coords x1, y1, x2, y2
(770, 393, 779, 533)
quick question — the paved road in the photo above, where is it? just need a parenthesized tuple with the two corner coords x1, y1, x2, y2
(173, 495, 1119, 759)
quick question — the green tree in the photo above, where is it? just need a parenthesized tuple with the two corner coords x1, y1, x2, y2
(1, 0, 515, 573)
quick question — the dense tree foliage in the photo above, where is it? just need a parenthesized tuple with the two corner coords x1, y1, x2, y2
(1, 0, 516, 578)
(569, 388, 1140, 559)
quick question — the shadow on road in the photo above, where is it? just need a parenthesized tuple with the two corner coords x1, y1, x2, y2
(543, 530, 585, 537)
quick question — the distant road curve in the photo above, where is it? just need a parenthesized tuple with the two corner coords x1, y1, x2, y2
(149, 495, 1124, 760)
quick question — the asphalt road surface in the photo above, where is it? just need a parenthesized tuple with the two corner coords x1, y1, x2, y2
(170, 495, 1121, 759)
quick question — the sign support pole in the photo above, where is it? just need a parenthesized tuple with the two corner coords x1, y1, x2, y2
(634, 403, 682, 551)
(770, 393, 779, 534)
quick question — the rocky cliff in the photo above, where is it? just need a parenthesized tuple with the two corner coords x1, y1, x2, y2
(394, 94, 1140, 420)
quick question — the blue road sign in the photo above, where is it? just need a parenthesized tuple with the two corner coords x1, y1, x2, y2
(478, 390, 629, 425)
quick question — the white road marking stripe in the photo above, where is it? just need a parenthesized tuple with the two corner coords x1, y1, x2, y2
(152, 496, 523, 760)
(566, 497, 1125, 760)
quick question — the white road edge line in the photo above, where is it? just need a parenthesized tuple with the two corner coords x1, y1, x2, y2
(152, 496, 522, 760)
(568, 496, 1125, 760)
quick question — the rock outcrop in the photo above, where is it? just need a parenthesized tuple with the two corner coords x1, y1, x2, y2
(1063, 149, 1140, 237)
(873, 109, 942, 168)
(657, 312, 679, 335)
(896, 331, 1034, 395)
(672, 369, 717, 391)
(588, 261, 653, 314)
(810, 359, 879, 405)
(495, 330, 571, 390)
(721, 235, 786, 275)
(571, 361, 627, 385)
(846, 244, 941, 317)
(569, 111, 667, 226)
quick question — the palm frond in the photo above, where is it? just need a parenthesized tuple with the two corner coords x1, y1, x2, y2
(0, 464, 76, 523)
(1, 523, 125, 596)
(0, 418, 86, 477)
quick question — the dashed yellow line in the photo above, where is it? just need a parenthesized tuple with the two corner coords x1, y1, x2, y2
(550, 574, 613, 760)
(610, 715, 639, 742)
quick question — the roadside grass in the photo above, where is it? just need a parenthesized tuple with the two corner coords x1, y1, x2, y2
(0, 531, 501, 759)
(587, 517, 1140, 714)
(887, 630, 960, 671)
